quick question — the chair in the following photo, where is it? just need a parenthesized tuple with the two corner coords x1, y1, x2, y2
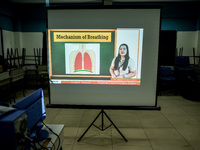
(37, 65, 48, 88)
(158, 66, 176, 95)
(9, 68, 26, 101)
(174, 56, 199, 100)
(0, 102, 9, 107)
(175, 56, 195, 81)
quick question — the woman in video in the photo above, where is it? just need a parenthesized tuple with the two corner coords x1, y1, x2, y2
(110, 43, 136, 78)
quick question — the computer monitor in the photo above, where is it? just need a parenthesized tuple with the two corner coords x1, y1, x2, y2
(12, 88, 47, 140)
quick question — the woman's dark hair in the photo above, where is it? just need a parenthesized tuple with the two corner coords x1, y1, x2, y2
(114, 43, 130, 70)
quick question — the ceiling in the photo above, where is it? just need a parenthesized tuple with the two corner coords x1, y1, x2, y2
(7, 0, 200, 4)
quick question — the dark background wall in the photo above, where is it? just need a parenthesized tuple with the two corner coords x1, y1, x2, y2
(0, 1, 200, 67)
(0, 2, 200, 32)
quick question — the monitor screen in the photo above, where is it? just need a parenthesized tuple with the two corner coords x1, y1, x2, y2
(12, 89, 46, 132)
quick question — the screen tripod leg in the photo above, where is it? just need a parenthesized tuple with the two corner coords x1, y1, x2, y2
(77, 109, 128, 142)
(77, 110, 102, 142)
(103, 110, 128, 142)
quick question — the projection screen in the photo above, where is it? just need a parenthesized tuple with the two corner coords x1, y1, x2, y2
(47, 7, 161, 108)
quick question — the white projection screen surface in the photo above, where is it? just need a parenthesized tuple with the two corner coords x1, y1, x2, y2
(47, 7, 161, 107)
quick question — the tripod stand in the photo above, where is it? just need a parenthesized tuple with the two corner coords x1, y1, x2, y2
(77, 109, 128, 142)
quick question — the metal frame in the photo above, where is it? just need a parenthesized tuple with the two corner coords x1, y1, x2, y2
(77, 109, 128, 142)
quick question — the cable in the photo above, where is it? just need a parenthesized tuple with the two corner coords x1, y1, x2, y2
(30, 141, 38, 150)
(36, 140, 52, 150)
(42, 122, 61, 150)
(25, 134, 53, 150)
(23, 136, 38, 150)
(49, 139, 56, 150)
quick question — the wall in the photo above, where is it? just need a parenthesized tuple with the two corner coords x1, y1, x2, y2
(0, 2, 16, 31)
(0, 3, 45, 66)
(176, 30, 200, 65)
(161, 2, 200, 63)
(176, 31, 199, 64)
(197, 31, 200, 57)
(3, 30, 15, 52)
(2, 30, 44, 65)
(21, 32, 43, 64)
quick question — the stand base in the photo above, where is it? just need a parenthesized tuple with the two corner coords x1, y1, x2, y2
(30, 122, 49, 142)
(77, 109, 128, 142)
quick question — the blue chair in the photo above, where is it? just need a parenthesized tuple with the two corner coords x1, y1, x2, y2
(0, 102, 9, 107)
(158, 66, 176, 95)
(175, 56, 195, 81)
(174, 56, 198, 100)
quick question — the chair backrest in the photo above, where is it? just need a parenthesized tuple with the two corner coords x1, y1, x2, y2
(0, 102, 9, 107)
(175, 56, 190, 66)
(159, 66, 172, 77)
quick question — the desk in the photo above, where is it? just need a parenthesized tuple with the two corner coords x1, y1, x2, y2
(0, 71, 10, 86)
(38, 71, 48, 87)
(10, 68, 26, 100)
(34, 124, 64, 150)
(0, 72, 12, 103)
(37, 65, 48, 88)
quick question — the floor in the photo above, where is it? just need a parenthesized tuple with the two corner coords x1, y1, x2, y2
(13, 89, 200, 150)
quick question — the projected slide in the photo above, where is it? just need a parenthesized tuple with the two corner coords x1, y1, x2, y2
(48, 28, 143, 85)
